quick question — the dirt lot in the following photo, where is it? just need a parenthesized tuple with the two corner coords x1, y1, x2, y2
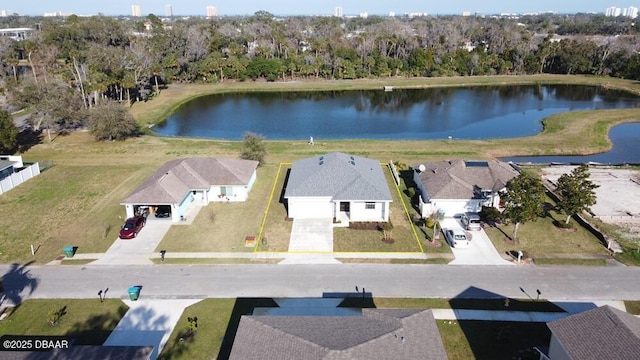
(541, 166, 640, 243)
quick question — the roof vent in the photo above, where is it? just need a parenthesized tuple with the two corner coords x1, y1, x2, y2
(432, 168, 437, 174)
(418, 164, 426, 172)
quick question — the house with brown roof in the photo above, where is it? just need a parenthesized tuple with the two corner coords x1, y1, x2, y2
(284, 152, 392, 222)
(412, 159, 519, 217)
(545, 305, 640, 360)
(229, 308, 447, 360)
(121, 157, 258, 222)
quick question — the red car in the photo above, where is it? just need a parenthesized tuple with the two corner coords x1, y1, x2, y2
(119, 216, 146, 239)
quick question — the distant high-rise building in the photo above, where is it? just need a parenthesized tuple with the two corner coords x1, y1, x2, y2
(625, 6, 638, 18)
(131, 4, 141, 17)
(165, 5, 173, 17)
(334, 6, 343, 17)
(206, 5, 217, 17)
(462, 11, 471, 16)
(389, 11, 395, 17)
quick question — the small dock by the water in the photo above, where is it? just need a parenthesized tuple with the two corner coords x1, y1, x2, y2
(384, 86, 393, 92)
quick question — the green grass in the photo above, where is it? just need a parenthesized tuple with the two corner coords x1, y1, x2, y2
(158, 298, 277, 360)
(4, 75, 640, 263)
(255, 164, 292, 252)
(624, 301, 640, 315)
(371, 298, 565, 312)
(533, 258, 607, 266)
(157, 165, 275, 253)
(438, 320, 551, 360)
(150, 258, 282, 264)
(0, 299, 128, 345)
(484, 196, 610, 258)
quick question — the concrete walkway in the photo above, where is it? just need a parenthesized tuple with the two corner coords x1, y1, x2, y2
(104, 299, 202, 360)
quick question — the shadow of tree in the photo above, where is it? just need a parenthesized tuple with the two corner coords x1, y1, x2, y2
(14, 128, 43, 153)
(0, 261, 39, 310)
(64, 304, 129, 345)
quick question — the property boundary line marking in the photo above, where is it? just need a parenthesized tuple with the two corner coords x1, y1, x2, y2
(256, 161, 424, 254)
(384, 162, 425, 253)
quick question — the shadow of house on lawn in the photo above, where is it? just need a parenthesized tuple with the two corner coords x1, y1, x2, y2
(278, 168, 291, 213)
(448, 286, 583, 360)
(217, 298, 279, 360)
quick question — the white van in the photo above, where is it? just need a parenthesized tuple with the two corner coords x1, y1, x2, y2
(461, 212, 482, 231)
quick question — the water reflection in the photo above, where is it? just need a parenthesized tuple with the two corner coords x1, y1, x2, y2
(153, 85, 639, 140)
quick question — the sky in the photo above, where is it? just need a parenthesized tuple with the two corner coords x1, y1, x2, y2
(2, 1, 627, 16)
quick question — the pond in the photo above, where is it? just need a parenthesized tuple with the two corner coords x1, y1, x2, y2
(153, 84, 639, 141)
(502, 122, 640, 165)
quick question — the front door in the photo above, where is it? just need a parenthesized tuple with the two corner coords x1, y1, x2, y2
(340, 202, 350, 213)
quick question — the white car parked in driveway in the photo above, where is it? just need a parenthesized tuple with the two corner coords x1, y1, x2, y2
(444, 228, 470, 248)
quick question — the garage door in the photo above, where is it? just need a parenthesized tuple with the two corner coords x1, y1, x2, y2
(288, 198, 333, 218)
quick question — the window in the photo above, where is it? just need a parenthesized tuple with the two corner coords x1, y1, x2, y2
(365, 202, 375, 209)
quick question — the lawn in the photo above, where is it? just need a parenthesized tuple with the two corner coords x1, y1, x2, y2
(0, 299, 128, 345)
(255, 164, 292, 252)
(4, 75, 640, 264)
(156, 164, 277, 253)
(158, 298, 273, 360)
(484, 198, 609, 258)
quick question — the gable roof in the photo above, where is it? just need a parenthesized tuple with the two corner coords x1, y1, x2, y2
(122, 157, 258, 204)
(547, 305, 640, 360)
(284, 152, 392, 201)
(0, 160, 15, 171)
(229, 309, 446, 360)
(413, 159, 519, 200)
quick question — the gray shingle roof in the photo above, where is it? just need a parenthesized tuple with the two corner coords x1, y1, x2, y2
(547, 305, 640, 360)
(413, 159, 519, 200)
(229, 309, 447, 360)
(284, 152, 392, 201)
(0, 159, 15, 171)
(122, 157, 258, 204)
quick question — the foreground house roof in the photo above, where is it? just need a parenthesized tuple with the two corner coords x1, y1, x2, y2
(122, 157, 258, 204)
(413, 159, 519, 200)
(547, 305, 640, 360)
(229, 309, 446, 360)
(284, 152, 392, 201)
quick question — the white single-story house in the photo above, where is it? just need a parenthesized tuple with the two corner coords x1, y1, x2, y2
(284, 152, 392, 222)
(545, 305, 640, 360)
(121, 157, 258, 222)
(413, 159, 519, 218)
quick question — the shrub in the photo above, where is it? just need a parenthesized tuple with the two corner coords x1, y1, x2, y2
(479, 206, 502, 224)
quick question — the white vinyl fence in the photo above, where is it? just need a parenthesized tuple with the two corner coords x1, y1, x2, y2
(0, 162, 41, 194)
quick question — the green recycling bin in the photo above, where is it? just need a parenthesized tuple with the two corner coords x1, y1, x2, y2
(128, 286, 140, 301)
(63, 246, 75, 258)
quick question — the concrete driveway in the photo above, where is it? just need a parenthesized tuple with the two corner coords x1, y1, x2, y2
(104, 299, 201, 360)
(90, 219, 173, 265)
(440, 218, 514, 266)
(288, 218, 334, 252)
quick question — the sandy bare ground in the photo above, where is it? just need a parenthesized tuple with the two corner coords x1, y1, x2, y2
(541, 166, 640, 243)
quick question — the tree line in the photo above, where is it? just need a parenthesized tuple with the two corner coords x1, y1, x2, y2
(1, 12, 640, 143)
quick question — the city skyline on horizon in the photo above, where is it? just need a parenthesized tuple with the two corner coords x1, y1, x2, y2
(1, 0, 632, 17)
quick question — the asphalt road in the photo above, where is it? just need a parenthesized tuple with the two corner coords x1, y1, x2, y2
(2, 264, 640, 303)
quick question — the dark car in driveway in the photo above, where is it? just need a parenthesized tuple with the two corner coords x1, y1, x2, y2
(154, 206, 171, 218)
(119, 216, 146, 239)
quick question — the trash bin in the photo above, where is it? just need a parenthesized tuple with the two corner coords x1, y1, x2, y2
(63, 246, 75, 258)
(128, 286, 140, 301)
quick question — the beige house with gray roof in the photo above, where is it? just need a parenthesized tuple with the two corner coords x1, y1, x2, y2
(229, 308, 447, 360)
(284, 152, 392, 222)
(121, 157, 258, 222)
(413, 159, 519, 217)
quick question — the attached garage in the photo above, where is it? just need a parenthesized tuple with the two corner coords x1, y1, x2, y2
(121, 157, 259, 222)
(286, 197, 334, 219)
